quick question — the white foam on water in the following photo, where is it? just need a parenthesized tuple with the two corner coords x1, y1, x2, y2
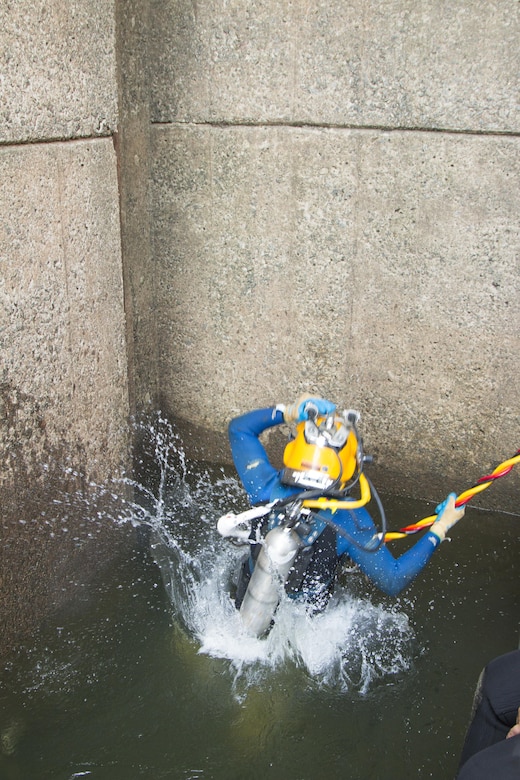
(182, 549, 413, 694)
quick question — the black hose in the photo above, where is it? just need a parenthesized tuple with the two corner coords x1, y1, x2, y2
(275, 485, 386, 554)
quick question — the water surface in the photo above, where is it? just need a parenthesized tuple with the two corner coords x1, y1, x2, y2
(0, 417, 518, 779)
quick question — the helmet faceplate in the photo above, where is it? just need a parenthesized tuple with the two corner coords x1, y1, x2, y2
(282, 414, 359, 490)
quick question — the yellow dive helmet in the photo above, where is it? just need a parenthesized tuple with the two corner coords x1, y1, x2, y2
(282, 410, 360, 491)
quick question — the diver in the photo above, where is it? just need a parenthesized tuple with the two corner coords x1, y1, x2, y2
(222, 395, 465, 635)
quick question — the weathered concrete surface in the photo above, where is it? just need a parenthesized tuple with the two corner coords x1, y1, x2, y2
(0, 139, 129, 481)
(115, 0, 157, 416)
(144, 0, 519, 511)
(0, 429, 131, 662)
(150, 0, 518, 132)
(0, 138, 130, 656)
(151, 124, 519, 510)
(0, 0, 117, 143)
(0, 0, 130, 660)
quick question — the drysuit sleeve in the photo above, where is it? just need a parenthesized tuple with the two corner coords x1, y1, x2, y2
(228, 407, 284, 505)
(335, 507, 441, 597)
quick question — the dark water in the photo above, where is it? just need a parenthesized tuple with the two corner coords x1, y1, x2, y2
(0, 417, 518, 779)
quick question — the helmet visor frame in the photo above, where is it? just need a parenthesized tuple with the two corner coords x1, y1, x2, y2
(304, 414, 349, 450)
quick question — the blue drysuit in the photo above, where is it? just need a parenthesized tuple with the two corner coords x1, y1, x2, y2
(229, 407, 442, 598)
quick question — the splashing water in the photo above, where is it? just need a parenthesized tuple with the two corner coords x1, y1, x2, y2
(110, 414, 414, 694)
(49, 414, 416, 695)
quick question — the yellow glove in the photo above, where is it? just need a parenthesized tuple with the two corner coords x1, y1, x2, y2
(282, 395, 336, 425)
(430, 493, 465, 542)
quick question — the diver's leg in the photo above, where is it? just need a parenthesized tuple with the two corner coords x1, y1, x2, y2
(235, 555, 253, 609)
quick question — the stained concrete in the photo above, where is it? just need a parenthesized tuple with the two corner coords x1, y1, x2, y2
(150, 0, 518, 132)
(145, 1, 519, 506)
(144, 0, 519, 513)
(0, 136, 128, 655)
(115, 0, 157, 416)
(151, 124, 519, 510)
(0, 139, 129, 484)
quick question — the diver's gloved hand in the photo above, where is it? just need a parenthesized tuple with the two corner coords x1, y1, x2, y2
(429, 493, 465, 542)
(282, 394, 336, 424)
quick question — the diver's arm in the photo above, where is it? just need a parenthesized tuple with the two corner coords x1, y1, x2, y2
(334, 507, 440, 596)
(228, 407, 283, 504)
(347, 530, 440, 597)
(336, 495, 464, 596)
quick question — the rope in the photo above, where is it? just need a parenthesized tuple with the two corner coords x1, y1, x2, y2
(384, 450, 520, 542)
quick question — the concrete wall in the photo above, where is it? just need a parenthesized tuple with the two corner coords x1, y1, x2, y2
(147, 0, 519, 510)
(0, 0, 129, 654)
(0, 140, 128, 480)
(115, 0, 157, 416)
(1, 0, 519, 656)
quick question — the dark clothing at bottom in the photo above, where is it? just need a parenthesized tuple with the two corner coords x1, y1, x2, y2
(457, 649, 520, 779)
(457, 736, 520, 780)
